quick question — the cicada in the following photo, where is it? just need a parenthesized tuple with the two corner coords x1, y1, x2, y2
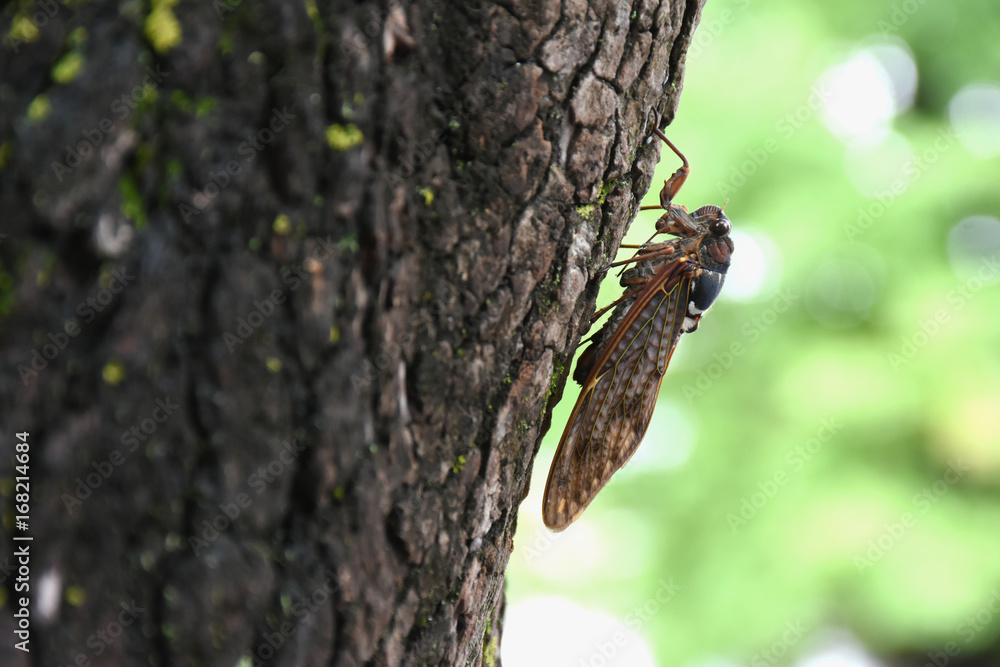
(542, 121, 735, 531)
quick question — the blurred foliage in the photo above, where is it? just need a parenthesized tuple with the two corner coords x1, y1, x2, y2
(509, 0, 1000, 665)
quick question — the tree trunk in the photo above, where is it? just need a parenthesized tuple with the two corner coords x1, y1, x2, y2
(0, 0, 704, 664)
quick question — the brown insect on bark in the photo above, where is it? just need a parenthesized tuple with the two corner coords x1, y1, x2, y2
(543, 116, 736, 531)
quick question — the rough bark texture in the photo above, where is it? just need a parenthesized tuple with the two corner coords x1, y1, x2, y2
(0, 0, 703, 665)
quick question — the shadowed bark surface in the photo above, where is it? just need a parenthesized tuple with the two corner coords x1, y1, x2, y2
(0, 0, 704, 664)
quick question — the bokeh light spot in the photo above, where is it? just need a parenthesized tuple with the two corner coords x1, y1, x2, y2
(949, 83, 1000, 158)
(503, 597, 656, 667)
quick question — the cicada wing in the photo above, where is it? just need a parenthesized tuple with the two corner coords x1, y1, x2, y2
(543, 262, 696, 531)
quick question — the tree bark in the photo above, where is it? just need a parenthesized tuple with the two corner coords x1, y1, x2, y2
(0, 0, 704, 664)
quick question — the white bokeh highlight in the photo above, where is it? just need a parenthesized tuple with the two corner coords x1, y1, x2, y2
(503, 597, 656, 667)
(723, 228, 782, 302)
(817, 40, 917, 145)
(949, 83, 1000, 159)
(842, 130, 915, 199)
(947, 215, 1000, 284)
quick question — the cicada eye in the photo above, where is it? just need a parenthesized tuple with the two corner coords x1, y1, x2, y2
(709, 216, 731, 237)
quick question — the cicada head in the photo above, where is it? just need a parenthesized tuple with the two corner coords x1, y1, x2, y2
(691, 205, 734, 272)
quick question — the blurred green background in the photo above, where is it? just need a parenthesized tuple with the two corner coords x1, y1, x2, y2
(505, 0, 1000, 665)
